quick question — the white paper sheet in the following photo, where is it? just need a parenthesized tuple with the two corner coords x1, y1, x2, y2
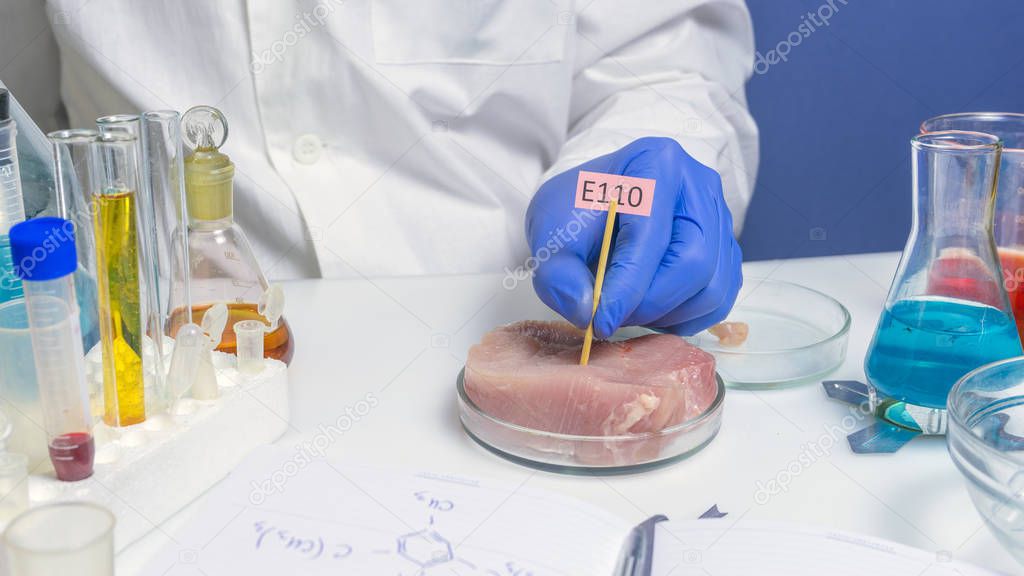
(141, 446, 630, 575)
(651, 519, 1002, 576)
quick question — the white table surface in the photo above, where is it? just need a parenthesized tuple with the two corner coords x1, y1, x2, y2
(118, 251, 1019, 574)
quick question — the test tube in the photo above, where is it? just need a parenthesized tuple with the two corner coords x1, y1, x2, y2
(93, 133, 147, 427)
(140, 110, 191, 317)
(140, 111, 193, 407)
(97, 114, 170, 413)
(50, 129, 102, 352)
(9, 217, 95, 481)
(0, 88, 26, 306)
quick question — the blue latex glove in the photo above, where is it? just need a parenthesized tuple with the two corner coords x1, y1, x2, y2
(527, 137, 742, 338)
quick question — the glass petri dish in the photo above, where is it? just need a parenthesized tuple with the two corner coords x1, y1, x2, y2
(685, 279, 850, 389)
(457, 369, 725, 475)
(947, 357, 1024, 566)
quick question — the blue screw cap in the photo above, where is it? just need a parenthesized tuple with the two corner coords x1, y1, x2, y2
(9, 217, 78, 281)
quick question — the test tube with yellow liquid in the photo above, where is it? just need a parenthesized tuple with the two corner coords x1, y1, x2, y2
(92, 133, 145, 426)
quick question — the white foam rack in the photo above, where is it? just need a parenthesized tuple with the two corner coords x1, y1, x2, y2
(26, 351, 289, 551)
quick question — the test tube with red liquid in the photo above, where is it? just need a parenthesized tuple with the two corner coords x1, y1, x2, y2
(9, 218, 95, 481)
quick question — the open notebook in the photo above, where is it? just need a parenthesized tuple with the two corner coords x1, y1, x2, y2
(143, 446, 999, 576)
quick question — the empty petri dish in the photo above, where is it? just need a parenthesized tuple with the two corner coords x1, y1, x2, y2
(686, 279, 851, 388)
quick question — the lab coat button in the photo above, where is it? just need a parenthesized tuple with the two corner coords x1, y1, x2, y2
(293, 134, 322, 164)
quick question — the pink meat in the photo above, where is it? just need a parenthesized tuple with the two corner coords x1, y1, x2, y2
(464, 321, 717, 439)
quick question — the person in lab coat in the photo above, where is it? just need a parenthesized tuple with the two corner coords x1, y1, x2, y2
(44, 0, 757, 336)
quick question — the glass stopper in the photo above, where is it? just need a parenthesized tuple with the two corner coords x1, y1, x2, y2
(182, 105, 228, 151)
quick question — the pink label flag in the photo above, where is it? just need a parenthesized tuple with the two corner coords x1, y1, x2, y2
(574, 171, 655, 216)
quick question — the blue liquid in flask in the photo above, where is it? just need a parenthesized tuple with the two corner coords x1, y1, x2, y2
(865, 297, 1022, 409)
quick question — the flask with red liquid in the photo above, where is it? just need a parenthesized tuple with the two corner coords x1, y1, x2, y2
(10, 218, 95, 481)
(922, 113, 1024, 340)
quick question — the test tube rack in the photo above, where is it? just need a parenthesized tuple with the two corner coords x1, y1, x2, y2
(24, 349, 289, 552)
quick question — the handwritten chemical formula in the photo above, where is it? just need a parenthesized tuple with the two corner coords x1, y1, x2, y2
(246, 489, 536, 576)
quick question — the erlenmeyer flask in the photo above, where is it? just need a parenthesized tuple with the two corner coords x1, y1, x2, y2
(921, 113, 1024, 340)
(166, 106, 294, 364)
(864, 131, 1022, 411)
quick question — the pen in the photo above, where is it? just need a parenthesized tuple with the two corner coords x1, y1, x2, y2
(614, 515, 666, 576)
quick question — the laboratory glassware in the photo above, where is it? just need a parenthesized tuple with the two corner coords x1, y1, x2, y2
(97, 114, 171, 412)
(948, 356, 1024, 566)
(93, 132, 147, 427)
(457, 368, 725, 472)
(922, 113, 1024, 340)
(167, 105, 294, 364)
(0, 88, 26, 306)
(139, 111, 193, 410)
(0, 299, 47, 468)
(50, 129, 102, 351)
(685, 279, 850, 387)
(140, 111, 191, 328)
(0, 81, 56, 223)
(3, 502, 115, 576)
(864, 131, 1022, 411)
(9, 217, 95, 481)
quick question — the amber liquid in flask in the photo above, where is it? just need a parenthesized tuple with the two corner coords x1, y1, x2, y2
(93, 190, 146, 426)
(168, 303, 293, 364)
(169, 105, 295, 365)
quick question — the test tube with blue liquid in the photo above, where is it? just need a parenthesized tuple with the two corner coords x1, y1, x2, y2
(9, 218, 94, 481)
(0, 89, 26, 305)
(865, 131, 1023, 413)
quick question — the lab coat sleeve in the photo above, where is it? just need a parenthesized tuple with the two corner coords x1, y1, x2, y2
(544, 0, 759, 231)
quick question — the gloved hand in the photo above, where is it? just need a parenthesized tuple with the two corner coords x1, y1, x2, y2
(527, 137, 742, 338)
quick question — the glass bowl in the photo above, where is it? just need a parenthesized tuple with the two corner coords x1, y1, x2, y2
(685, 279, 850, 388)
(456, 369, 725, 475)
(948, 357, 1024, 566)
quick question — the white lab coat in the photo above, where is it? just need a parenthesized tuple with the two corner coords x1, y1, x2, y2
(46, 0, 758, 280)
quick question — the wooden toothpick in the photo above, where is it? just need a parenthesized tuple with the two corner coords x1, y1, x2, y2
(580, 199, 618, 365)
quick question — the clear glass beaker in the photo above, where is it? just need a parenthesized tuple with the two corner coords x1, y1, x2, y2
(864, 131, 1023, 410)
(922, 113, 1024, 340)
(3, 502, 114, 576)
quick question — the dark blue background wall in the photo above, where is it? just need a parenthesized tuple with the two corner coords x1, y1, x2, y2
(740, 0, 1024, 260)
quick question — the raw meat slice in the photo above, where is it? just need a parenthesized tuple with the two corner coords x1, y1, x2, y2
(464, 321, 717, 438)
(708, 321, 749, 347)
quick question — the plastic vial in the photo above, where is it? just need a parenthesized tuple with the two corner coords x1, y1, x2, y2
(4, 502, 115, 576)
(234, 319, 265, 375)
(9, 217, 95, 481)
